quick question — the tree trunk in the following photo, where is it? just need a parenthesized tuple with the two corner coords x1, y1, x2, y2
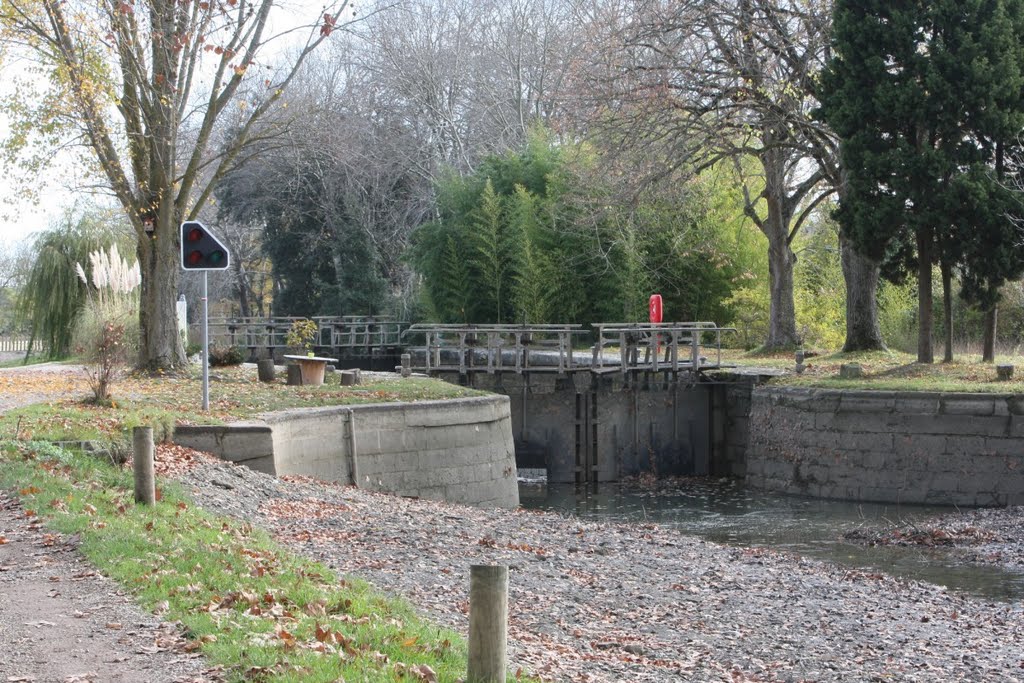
(916, 227, 934, 364)
(766, 238, 799, 348)
(983, 306, 997, 362)
(761, 147, 800, 350)
(138, 209, 187, 371)
(941, 259, 953, 362)
(236, 261, 251, 319)
(840, 232, 885, 352)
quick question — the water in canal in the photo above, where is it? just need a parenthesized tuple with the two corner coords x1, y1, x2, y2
(519, 476, 1024, 603)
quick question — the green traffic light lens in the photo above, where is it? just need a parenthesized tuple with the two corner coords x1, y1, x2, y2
(209, 250, 225, 264)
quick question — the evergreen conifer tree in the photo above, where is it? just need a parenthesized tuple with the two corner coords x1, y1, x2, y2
(821, 0, 1024, 363)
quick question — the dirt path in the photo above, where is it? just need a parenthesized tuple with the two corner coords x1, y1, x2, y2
(0, 366, 219, 682)
(0, 492, 216, 683)
(0, 364, 86, 417)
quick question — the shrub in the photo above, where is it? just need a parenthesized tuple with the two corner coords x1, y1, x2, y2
(74, 315, 134, 405)
(72, 245, 140, 404)
(285, 318, 318, 353)
(208, 345, 246, 366)
(723, 286, 769, 349)
(878, 279, 917, 353)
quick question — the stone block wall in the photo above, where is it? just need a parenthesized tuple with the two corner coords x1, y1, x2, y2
(746, 387, 1024, 506)
(174, 395, 519, 508)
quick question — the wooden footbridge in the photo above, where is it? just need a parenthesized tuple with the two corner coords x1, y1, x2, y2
(200, 317, 734, 377)
(199, 317, 738, 484)
(402, 322, 734, 379)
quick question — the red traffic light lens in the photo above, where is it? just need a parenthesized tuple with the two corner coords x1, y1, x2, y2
(187, 250, 204, 266)
(186, 228, 204, 242)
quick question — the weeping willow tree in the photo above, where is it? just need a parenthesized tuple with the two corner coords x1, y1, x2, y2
(16, 209, 132, 359)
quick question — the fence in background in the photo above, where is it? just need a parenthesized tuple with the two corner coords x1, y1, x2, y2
(0, 335, 30, 353)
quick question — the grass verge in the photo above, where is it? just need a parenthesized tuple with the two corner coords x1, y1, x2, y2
(1, 366, 484, 448)
(0, 440, 506, 683)
(720, 348, 1024, 393)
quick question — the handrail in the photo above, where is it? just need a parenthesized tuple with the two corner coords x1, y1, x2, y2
(402, 322, 735, 376)
(591, 322, 736, 373)
(190, 317, 735, 374)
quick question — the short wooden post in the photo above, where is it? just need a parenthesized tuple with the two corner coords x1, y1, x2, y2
(341, 370, 359, 386)
(132, 426, 155, 505)
(997, 364, 1015, 381)
(256, 358, 276, 382)
(286, 363, 303, 385)
(400, 353, 412, 377)
(467, 565, 508, 683)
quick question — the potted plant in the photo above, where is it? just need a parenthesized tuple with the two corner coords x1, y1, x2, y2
(285, 318, 319, 357)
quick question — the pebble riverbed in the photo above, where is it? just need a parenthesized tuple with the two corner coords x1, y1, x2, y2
(173, 455, 1024, 683)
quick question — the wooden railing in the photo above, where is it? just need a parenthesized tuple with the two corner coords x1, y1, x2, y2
(403, 324, 589, 375)
(196, 317, 407, 358)
(591, 322, 735, 375)
(403, 322, 735, 376)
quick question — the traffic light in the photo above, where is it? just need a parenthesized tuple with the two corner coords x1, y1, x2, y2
(180, 221, 230, 271)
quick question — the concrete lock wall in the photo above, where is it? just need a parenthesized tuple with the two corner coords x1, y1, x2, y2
(463, 371, 711, 483)
(711, 381, 755, 479)
(745, 386, 1024, 506)
(174, 395, 519, 508)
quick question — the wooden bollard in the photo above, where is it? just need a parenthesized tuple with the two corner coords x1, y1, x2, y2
(286, 363, 303, 386)
(997, 364, 1015, 381)
(467, 565, 508, 683)
(132, 426, 155, 505)
(400, 353, 412, 378)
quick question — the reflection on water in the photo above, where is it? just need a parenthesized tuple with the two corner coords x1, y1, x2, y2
(519, 479, 1024, 603)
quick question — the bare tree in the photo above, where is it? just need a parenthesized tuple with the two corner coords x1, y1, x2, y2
(1, 0, 355, 369)
(357, 0, 577, 175)
(570, 0, 883, 350)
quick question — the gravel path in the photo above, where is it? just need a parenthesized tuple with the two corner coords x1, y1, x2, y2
(175, 457, 1024, 683)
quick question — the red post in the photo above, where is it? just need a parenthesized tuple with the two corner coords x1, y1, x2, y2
(648, 294, 663, 323)
(649, 294, 663, 354)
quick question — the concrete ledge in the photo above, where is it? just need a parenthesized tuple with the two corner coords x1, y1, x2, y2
(173, 422, 275, 474)
(746, 386, 1024, 506)
(174, 395, 519, 508)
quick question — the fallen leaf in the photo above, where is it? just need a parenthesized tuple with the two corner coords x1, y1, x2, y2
(410, 663, 437, 682)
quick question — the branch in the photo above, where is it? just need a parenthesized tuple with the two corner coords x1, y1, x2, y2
(789, 187, 834, 244)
